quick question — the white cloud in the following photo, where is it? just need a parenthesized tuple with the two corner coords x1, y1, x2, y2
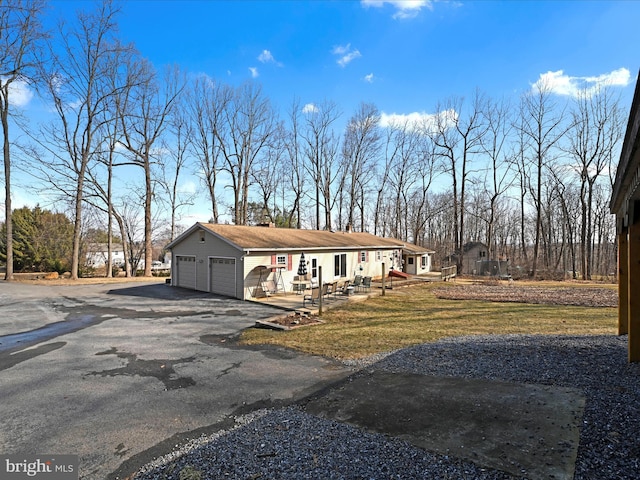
(2, 78, 34, 107)
(364, 73, 375, 83)
(332, 43, 362, 67)
(258, 50, 275, 63)
(249, 67, 259, 78)
(302, 103, 318, 114)
(180, 180, 197, 195)
(380, 109, 458, 132)
(257, 49, 282, 66)
(532, 68, 631, 98)
(361, 0, 432, 19)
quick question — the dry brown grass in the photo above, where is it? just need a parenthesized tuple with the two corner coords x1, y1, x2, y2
(240, 282, 618, 360)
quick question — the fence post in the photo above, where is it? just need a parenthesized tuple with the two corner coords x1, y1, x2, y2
(318, 266, 323, 316)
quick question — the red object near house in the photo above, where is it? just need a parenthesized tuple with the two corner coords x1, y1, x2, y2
(389, 269, 409, 279)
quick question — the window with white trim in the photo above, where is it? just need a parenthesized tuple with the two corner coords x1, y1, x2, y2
(421, 255, 428, 268)
(360, 251, 367, 262)
(376, 251, 382, 261)
(276, 255, 287, 266)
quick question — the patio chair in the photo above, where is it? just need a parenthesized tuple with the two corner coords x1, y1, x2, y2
(352, 275, 363, 292)
(326, 281, 338, 299)
(362, 276, 372, 292)
(334, 280, 346, 295)
(303, 286, 319, 306)
(303, 285, 326, 307)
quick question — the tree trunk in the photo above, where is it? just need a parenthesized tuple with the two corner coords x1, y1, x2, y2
(144, 155, 153, 277)
(2, 101, 13, 281)
(71, 165, 86, 280)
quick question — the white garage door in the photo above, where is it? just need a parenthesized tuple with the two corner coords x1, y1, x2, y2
(175, 256, 196, 289)
(209, 257, 236, 297)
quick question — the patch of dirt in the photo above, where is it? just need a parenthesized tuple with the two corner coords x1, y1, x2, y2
(433, 285, 618, 307)
(261, 313, 324, 329)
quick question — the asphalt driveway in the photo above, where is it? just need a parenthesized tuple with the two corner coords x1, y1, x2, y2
(0, 280, 352, 479)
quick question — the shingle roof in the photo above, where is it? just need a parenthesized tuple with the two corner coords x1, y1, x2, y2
(401, 242, 435, 254)
(199, 223, 405, 251)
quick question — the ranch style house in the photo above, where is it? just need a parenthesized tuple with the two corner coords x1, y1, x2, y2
(166, 223, 433, 300)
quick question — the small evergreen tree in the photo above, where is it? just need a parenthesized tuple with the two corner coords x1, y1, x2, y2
(0, 206, 74, 273)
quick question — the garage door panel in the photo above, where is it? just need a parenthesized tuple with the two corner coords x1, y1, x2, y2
(176, 256, 196, 289)
(210, 257, 236, 297)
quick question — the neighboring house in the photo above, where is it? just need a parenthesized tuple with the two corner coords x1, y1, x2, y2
(445, 242, 510, 276)
(84, 244, 126, 267)
(401, 243, 434, 276)
(445, 242, 489, 275)
(166, 223, 429, 300)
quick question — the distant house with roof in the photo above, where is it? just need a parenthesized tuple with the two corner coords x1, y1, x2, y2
(444, 242, 488, 274)
(444, 242, 509, 276)
(84, 243, 126, 268)
(165, 223, 432, 300)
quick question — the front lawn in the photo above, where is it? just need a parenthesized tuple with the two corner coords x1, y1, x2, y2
(240, 282, 618, 360)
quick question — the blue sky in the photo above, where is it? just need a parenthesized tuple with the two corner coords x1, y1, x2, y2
(117, 0, 637, 113)
(42, 0, 639, 118)
(8, 0, 640, 223)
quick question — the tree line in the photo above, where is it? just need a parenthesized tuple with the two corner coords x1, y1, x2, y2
(1, 0, 626, 280)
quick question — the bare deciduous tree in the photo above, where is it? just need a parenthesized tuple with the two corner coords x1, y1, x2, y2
(159, 101, 195, 242)
(283, 98, 306, 229)
(481, 96, 514, 259)
(118, 62, 184, 276)
(341, 102, 381, 231)
(431, 92, 486, 270)
(566, 86, 623, 279)
(518, 81, 567, 277)
(0, 0, 45, 280)
(251, 121, 287, 224)
(374, 124, 400, 236)
(186, 75, 231, 223)
(301, 100, 342, 230)
(35, 0, 125, 280)
(217, 82, 276, 225)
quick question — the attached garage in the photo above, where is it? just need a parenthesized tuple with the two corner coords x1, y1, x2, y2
(209, 257, 236, 297)
(175, 255, 196, 289)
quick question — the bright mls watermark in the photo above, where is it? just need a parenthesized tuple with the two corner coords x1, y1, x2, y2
(0, 455, 78, 479)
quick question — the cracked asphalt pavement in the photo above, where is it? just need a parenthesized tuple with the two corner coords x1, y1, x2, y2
(0, 280, 352, 479)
